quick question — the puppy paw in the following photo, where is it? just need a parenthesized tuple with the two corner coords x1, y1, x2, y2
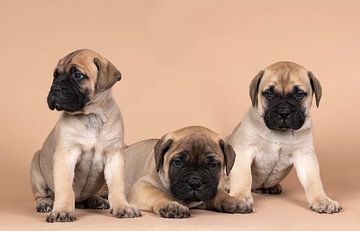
(158, 201, 191, 218)
(232, 195, 253, 213)
(46, 211, 76, 222)
(216, 196, 249, 213)
(252, 184, 282, 195)
(310, 197, 342, 214)
(36, 199, 53, 213)
(110, 206, 142, 218)
(76, 195, 110, 210)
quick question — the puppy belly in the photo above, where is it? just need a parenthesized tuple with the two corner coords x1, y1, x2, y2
(252, 165, 293, 189)
(72, 152, 105, 201)
(251, 158, 293, 189)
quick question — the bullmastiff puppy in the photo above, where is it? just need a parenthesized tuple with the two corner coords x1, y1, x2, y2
(30, 49, 140, 222)
(228, 61, 341, 213)
(124, 126, 245, 218)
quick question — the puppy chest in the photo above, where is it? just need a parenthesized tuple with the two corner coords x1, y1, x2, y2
(75, 116, 121, 149)
(77, 131, 120, 153)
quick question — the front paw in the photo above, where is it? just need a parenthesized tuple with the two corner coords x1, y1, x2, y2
(310, 197, 342, 214)
(110, 206, 142, 218)
(46, 211, 76, 222)
(215, 196, 250, 213)
(36, 199, 53, 213)
(232, 194, 253, 213)
(158, 201, 190, 218)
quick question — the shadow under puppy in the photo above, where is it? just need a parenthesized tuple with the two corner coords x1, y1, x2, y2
(228, 61, 341, 214)
(30, 49, 140, 222)
(124, 126, 245, 218)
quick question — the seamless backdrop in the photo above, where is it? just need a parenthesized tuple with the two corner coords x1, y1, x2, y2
(0, 0, 359, 230)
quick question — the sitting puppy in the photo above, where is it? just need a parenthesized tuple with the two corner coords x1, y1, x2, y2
(228, 61, 341, 214)
(124, 126, 244, 218)
(30, 49, 140, 222)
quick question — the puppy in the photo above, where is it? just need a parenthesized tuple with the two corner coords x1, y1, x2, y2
(228, 61, 341, 213)
(124, 126, 245, 218)
(30, 49, 140, 222)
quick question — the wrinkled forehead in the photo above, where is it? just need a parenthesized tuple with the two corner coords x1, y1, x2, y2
(171, 134, 222, 160)
(55, 50, 99, 76)
(260, 64, 311, 93)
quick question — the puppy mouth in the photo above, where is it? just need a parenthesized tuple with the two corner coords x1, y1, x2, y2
(277, 126, 292, 131)
(169, 169, 220, 203)
(268, 122, 299, 131)
(189, 190, 202, 201)
(47, 93, 88, 112)
(53, 103, 64, 111)
(48, 103, 55, 110)
(47, 96, 64, 111)
(47, 96, 56, 110)
(277, 121, 292, 130)
(171, 185, 218, 203)
(264, 111, 305, 131)
(181, 191, 204, 203)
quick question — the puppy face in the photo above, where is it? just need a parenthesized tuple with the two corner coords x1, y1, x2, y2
(154, 126, 235, 203)
(47, 49, 121, 112)
(249, 62, 322, 131)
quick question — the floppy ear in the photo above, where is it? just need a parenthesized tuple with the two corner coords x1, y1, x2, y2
(154, 138, 174, 172)
(93, 57, 122, 92)
(249, 70, 264, 107)
(308, 71, 322, 108)
(219, 139, 236, 176)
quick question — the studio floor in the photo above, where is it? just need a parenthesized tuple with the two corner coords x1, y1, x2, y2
(1, 178, 359, 231)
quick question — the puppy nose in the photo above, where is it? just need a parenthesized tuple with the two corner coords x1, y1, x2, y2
(188, 176, 202, 189)
(278, 111, 290, 119)
(278, 105, 291, 119)
(51, 86, 61, 95)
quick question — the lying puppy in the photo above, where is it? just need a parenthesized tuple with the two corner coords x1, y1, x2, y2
(228, 61, 341, 213)
(124, 126, 245, 218)
(30, 49, 140, 222)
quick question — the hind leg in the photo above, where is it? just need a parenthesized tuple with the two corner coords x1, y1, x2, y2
(98, 184, 109, 199)
(252, 184, 282, 195)
(30, 150, 54, 213)
(75, 195, 110, 210)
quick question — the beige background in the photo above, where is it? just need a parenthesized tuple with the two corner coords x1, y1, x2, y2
(0, 0, 359, 230)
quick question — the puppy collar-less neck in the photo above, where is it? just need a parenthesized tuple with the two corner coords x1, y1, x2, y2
(82, 90, 115, 123)
(82, 107, 108, 124)
(93, 109, 107, 124)
(64, 109, 108, 125)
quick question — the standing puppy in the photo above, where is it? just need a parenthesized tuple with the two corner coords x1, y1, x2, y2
(125, 126, 244, 218)
(30, 49, 140, 222)
(228, 61, 341, 213)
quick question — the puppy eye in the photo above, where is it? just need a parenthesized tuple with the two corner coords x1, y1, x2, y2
(209, 161, 219, 170)
(263, 89, 275, 100)
(294, 90, 307, 100)
(171, 158, 183, 168)
(73, 71, 85, 80)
